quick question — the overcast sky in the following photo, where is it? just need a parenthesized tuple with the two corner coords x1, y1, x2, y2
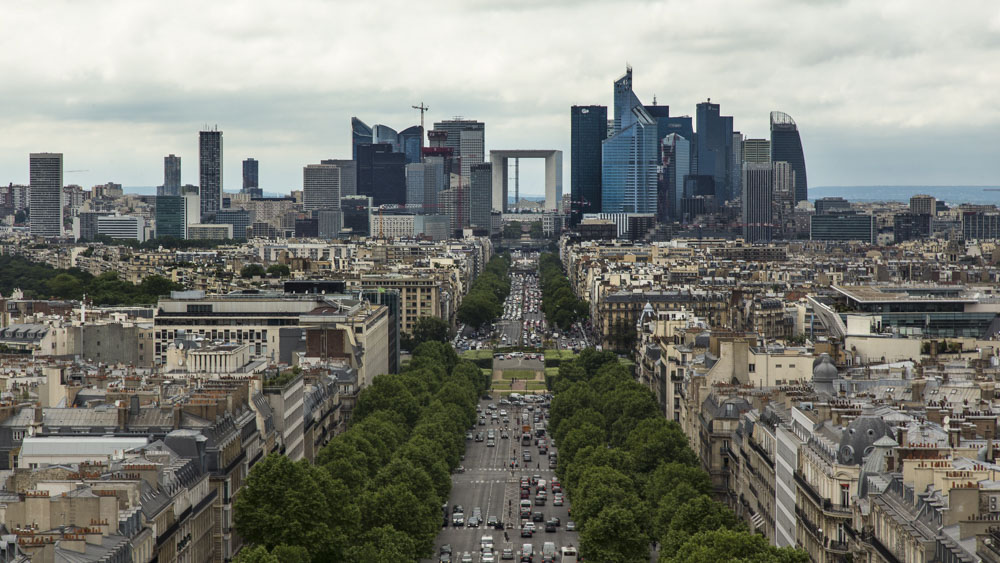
(1, 0, 998, 196)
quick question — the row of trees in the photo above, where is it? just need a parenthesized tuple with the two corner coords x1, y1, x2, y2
(0, 255, 183, 305)
(82, 234, 238, 249)
(503, 221, 545, 239)
(539, 252, 588, 331)
(456, 254, 511, 328)
(233, 341, 489, 562)
(239, 263, 290, 278)
(548, 349, 809, 563)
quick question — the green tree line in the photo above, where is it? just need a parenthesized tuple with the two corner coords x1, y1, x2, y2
(233, 341, 490, 562)
(548, 349, 809, 563)
(0, 255, 183, 306)
(539, 252, 588, 331)
(83, 234, 238, 249)
(456, 254, 511, 328)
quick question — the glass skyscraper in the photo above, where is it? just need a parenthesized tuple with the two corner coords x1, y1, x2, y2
(770, 111, 808, 204)
(695, 101, 734, 203)
(397, 126, 423, 165)
(351, 117, 373, 161)
(199, 128, 222, 221)
(570, 105, 607, 225)
(602, 68, 658, 214)
(242, 158, 259, 193)
(356, 144, 406, 206)
(155, 196, 186, 239)
(29, 152, 63, 238)
(162, 154, 181, 197)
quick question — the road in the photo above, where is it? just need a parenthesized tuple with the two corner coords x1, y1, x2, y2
(426, 398, 579, 562)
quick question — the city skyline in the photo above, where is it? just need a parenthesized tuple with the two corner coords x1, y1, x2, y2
(0, 1, 998, 193)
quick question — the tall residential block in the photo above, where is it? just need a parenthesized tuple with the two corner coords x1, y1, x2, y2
(29, 152, 63, 238)
(469, 163, 492, 230)
(570, 105, 607, 225)
(163, 154, 181, 196)
(769, 111, 807, 204)
(303, 163, 341, 212)
(199, 128, 223, 221)
(243, 158, 259, 193)
(910, 194, 936, 216)
(742, 162, 773, 243)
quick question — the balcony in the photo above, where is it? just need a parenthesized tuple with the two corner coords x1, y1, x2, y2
(794, 470, 824, 507)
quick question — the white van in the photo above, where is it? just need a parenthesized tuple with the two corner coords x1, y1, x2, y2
(560, 545, 578, 563)
(542, 542, 556, 559)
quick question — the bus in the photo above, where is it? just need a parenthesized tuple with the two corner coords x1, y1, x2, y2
(560, 545, 578, 563)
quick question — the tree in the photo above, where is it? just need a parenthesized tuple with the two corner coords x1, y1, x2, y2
(343, 526, 419, 563)
(410, 316, 452, 346)
(529, 221, 544, 239)
(661, 495, 743, 554)
(240, 263, 266, 278)
(266, 263, 290, 277)
(664, 528, 810, 563)
(624, 417, 698, 473)
(46, 273, 83, 299)
(579, 505, 650, 563)
(232, 546, 279, 563)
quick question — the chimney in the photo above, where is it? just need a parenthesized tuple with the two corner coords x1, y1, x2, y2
(129, 395, 140, 416)
(117, 402, 128, 431)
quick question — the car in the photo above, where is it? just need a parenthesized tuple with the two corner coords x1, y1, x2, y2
(482, 551, 496, 563)
(460, 553, 474, 563)
(552, 496, 563, 506)
(487, 515, 499, 528)
(476, 433, 484, 442)
(523, 452, 532, 462)
(532, 511, 544, 522)
(479, 418, 487, 426)
(566, 521, 576, 531)
(501, 431, 509, 439)
(467, 515, 480, 528)
(520, 527, 533, 538)
(466, 431, 474, 440)
(547, 517, 560, 527)
(439, 553, 452, 562)
(453, 513, 464, 526)
(545, 521, 556, 533)
(501, 547, 515, 560)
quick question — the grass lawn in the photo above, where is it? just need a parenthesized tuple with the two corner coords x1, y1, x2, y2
(501, 369, 539, 380)
(525, 381, 548, 391)
(461, 349, 494, 360)
(481, 368, 492, 378)
(491, 380, 511, 390)
(544, 367, 559, 378)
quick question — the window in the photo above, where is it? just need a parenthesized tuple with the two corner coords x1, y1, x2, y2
(775, 364, 782, 368)
(840, 483, 850, 507)
(748, 364, 756, 373)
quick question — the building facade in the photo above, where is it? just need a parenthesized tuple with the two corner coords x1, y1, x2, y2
(570, 105, 608, 225)
(29, 152, 63, 238)
(199, 129, 223, 221)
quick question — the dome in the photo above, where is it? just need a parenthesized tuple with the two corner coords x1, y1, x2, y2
(813, 353, 837, 382)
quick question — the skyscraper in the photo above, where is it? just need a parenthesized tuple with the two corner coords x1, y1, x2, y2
(163, 154, 181, 196)
(303, 163, 341, 211)
(320, 159, 356, 196)
(570, 105, 607, 225)
(743, 139, 771, 164)
(405, 163, 426, 208)
(696, 101, 734, 202)
(155, 196, 187, 239)
(910, 194, 936, 216)
(742, 162, 773, 242)
(397, 126, 423, 165)
(372, 124, 399, 151)
(431, 119, 485, 181)
(351, 117, 373, 161)
(29, 152, 63, 238)
(469, 163, 492, 230)
(769, 111, 807, 204)
(199, 128, 223, 221)
(661, 133, 690, 220)
(602, 68, 658, 214)
(356, 144, 406, 206)
(731, 132, 744, 202)
(242, 158, 259, 194)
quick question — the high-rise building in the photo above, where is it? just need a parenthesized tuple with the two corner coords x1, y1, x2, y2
(469, 163, 492, 230)
(320, 159, 356, 197)
(894, 212, 932, 243)
(742, 163, 773, 242)
(29, 152, 63, 238)
(602, 68, 658, 215)
(661, 133, 690, 220)
(155, 196, 187, 239)
(810, 213, 873, 243)
(910, 194, 936, 216)
(772, 161, 796, 238)
(570, 105, 607, 225)
(696, 100, 734, 202)
(743, 139, 771, 164)
(341, 195, 372, 237)
(97, 214, 146, 242)
(769, 111, 807, 204)
(405, 163, 426, 209)
(199, 128, 223, 221)
(303, 163, 341, 212)
(242, 158, 259, 194)
(356, 144, 406, 206)
(372, 124, 399, 151)
(815, 197, 851, 215)
(351, 117, 373, 161)
(163, 154, 181, 196)
(431, 119, 485, 181)
(731, 132, 744, 202)
(215, 209, 252, 240)
(73, 211, 110, 242)
(397, 126, 423, 165)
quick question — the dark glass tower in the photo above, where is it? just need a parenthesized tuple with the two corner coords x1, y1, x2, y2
(242, 158, 258, 192)
(356, 143, 406, 206)
(199, 128, 222, 221)
(570, 105, 607, 225)
(397, 126, 423, 165)
(351, 117, 373, 161)
(695, 101, 734, 203)
(770, 111, 808, 204)
(163, 154, 181, 196)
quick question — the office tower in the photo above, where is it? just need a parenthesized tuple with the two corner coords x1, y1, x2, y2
(315, 209, 343, 239)
(341, 195, 372, 236)
(356, 144, 406, 206)
(73, 211, 109, 242)
(405, 161, 444, 210)
(351, 117, 373, 161)
(602, 68, 658, 214)
(811, 213, 873, 243)
(303, 163, 341, 212)
(661, 133, 690, 220)
(742, 162, 773, 242)
(431, 119, 485, 181)
(772, 161, 795, 237)
(696, 100, 734, 202)
(155, 196, 187, 239)
(769, 111, 808, 204)
(405, 163, 426, 208)
(422, 157, 446, 209)
(662, 116, 694, 143)
(894, 212, 932, 243)
(910, 194, 936, 216)
(469, 163, 492, 229)
(97, 214, 146, 242)
(321, 159, 356, 196)
(438, 186, 468, 233)
(199, 128, 223, 221)
(215, 209, 252, 240)
(570, 105, 608, 225)
(815, 197, 851, 215)
(163, 154, 181, 196)
(242, 158, 259, 194)
(29, 152, 63, 238)
(743, 139, 771, 164)
(397, 126, 423, 164)
(731, 132, 744, 202)
(372, 124, 399, 151)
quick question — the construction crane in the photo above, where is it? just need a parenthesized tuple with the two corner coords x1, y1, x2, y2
(412, 102, 429, 144)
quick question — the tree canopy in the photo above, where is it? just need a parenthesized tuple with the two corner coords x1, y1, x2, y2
(456, 254, 511, 328)
(539, 252, 588, 331)
(0, 255, 182, 305)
